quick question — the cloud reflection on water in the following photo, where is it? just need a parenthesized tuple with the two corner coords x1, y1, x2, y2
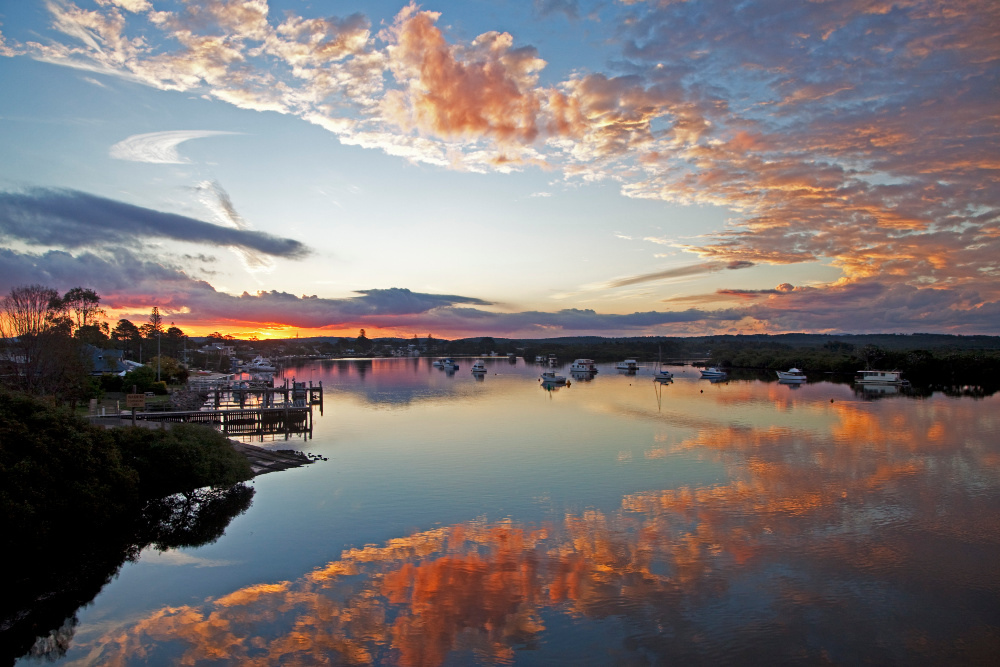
(81, 389, 1000, 665)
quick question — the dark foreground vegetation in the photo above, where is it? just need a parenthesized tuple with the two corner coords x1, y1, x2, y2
(0, 389, 254, 665)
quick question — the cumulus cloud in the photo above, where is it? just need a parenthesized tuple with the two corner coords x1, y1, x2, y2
(6, 0, 999, 331)
(0, 188, 309, 259)
(109, 130, 242, 163)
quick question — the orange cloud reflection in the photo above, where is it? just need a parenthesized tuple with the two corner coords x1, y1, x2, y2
(81, 394, 1000, 665)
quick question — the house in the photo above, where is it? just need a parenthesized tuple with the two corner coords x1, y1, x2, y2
(86, 345, 128, 376)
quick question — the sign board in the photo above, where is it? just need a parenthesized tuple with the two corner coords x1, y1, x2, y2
(125, 394, 146, 408)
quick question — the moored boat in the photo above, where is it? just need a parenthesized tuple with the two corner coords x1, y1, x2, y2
(776, 368, 806, 383)
(700, 366, 727, 378)
(471, 360, 487, 374)
(570, 358, 597, 373)
(855, 369, 908, 385)
(246, 355, 276, 372)
(654, 367, 673, 382)
(540, 371, 567, 385)
(615, 359, 638, 372)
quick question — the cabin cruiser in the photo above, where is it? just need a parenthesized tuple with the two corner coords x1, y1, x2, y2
(540, 371, 567, 385)
(471, 360, 487, 374)
(615, 359, 638, 372)
(855, 369, 908, 385)
(441, 358, 459, 370)
(776, 368, 806, 383)
(699, 366, 727, 378)
(246, 355, 276, 372)
(570, 359, 597, 373)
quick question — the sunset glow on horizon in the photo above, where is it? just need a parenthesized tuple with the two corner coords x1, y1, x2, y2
(1, 0, 997, 338)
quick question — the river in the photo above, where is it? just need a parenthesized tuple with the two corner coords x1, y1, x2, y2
(15, 357, 1000, 665)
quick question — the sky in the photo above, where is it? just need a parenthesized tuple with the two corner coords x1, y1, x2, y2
(0, 0, 997, 339)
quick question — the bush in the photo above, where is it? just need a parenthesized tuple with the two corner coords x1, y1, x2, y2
(99, 374, 124, 393)
(121, 366, 156, 393)
(112, 423, 252, 499)
(150, 381, 168, 395)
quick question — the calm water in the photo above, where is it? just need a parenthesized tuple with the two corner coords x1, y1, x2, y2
(24, 358, 1000, 665)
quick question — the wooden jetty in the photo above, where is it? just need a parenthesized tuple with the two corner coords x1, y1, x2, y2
(109, 405, 314, 439)
(203, 378, 323, 413)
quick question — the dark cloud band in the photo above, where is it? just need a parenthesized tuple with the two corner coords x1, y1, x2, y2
(0, 188, 309, 259)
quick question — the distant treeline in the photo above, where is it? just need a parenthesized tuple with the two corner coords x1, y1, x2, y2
(422, 334, 1000, 388)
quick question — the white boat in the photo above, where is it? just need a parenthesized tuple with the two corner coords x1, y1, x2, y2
(615, 359, 638, 372)
(855, 369, 908, 385)
(653, 346, 672, 382)
(570, 359, 597, 373)
(548, 354, 558, 366)
(246, 355, 276, 372)
(540, 371, 566, 385)
(441, 358, 459, 370)
(700, 366, 727, 378)
(535, 355, 545, 363)
(432, 359, 445, 368)
(776, 368, 806, 383)
(471, 360, 487, 374)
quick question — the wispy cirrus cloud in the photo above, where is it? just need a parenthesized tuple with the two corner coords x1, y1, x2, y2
(605, 260, 755, 289)
(0, 188, 309, 259)
(109, 130, 242, 164)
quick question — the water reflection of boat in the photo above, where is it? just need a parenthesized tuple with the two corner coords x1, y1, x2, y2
(855, 369, 908, 385)
(776, 368, 806, 383)
(856, 383, 907, 398)
(700, 366, 727, 379)
(570, 370, 595, 382)
(615, 359, 638, 372)
(570, 359, 597, 373)
(471, 360, 487, 374)
(540, 371, 567, 385)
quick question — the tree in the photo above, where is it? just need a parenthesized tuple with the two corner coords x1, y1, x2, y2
(0, 284, 59, 339)
(147, 356, 188, 384)
(0, 284, 76, 394)
(62, 287, 106, 330)
(858, 344, 885, 370)
(147, 307, 163, 337)
(165, 326, 187, 359)
(75, 323, 110, 346)
(356, 328, 369, 348)
(111, 319, 142, 360)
